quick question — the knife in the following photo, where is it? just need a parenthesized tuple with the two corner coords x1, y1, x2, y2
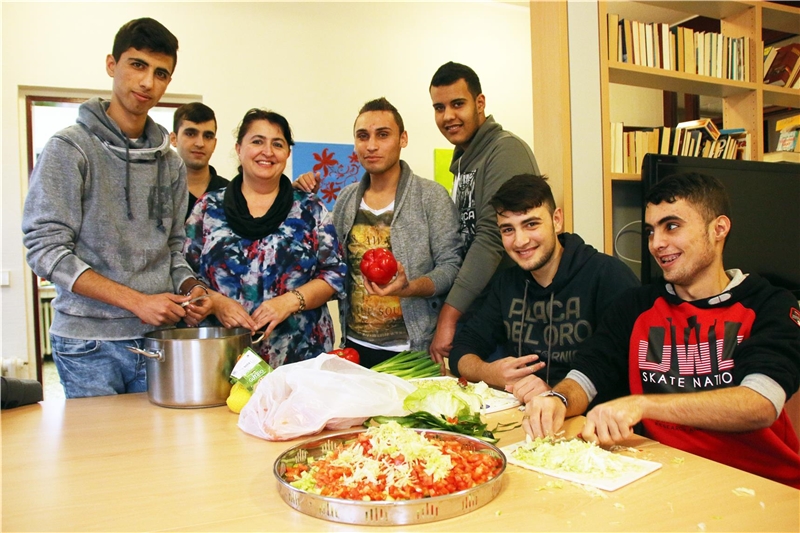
(181, 294, 209, 307)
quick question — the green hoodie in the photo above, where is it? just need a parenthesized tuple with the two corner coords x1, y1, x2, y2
(22, 97, 195, 340)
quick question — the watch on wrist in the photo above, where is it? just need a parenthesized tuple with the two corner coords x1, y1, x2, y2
(539, 390, 568, 408)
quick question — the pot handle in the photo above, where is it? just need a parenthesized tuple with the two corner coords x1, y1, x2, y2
(127, 346, 165, 362)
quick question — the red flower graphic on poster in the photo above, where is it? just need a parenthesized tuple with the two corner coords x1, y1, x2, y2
(313, 148, 338, 177)
(292, 142, 363, 210)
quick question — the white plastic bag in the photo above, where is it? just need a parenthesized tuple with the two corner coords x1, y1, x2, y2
(237, 353, 416, 441)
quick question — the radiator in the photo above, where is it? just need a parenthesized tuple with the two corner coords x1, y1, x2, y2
(0, 358, 28, 378)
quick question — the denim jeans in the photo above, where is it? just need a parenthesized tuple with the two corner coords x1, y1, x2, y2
(50, 335, 147, 398)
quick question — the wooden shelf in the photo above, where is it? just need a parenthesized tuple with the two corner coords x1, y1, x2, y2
(608, 62, 756, 98)
(761, 2, 800, 34)
(763, 85, 800, 109)
(635, 1, 754, 21)
(610, 172, 643, 182)
(599, 0, 800, 257)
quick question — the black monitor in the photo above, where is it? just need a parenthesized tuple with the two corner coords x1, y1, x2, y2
(641, 154, 800, 299)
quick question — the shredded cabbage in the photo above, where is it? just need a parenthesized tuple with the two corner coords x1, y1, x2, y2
(289, 422, 453, 494)
(512, 437, 636, 478)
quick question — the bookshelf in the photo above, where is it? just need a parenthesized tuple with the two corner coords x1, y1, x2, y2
(598, 0, 800, 256)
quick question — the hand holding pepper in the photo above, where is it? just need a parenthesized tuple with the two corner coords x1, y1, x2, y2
(363, 262, 411, 297)
(359, 248, 398, 285)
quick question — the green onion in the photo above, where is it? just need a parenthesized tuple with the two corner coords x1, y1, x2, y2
(365, 412, 497, 443)
(370, 350, 441, 379)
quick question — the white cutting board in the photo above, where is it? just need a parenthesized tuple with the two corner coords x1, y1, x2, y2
(501, 440, 662, 491)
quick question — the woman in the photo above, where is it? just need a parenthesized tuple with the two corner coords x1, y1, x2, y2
(184, 109, 346, 368)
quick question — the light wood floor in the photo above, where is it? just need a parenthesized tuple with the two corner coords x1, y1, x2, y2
(42, 357, 65, 400)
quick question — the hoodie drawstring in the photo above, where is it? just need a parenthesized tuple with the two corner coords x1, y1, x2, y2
(519, 281, 555, 386)
(519, 280, 529, 358)
(545, 292, 554, 386)
(155, 152, 165, 232)
(123, 140, 134, 220)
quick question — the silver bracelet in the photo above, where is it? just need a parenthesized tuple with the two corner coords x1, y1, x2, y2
(539, 390, 569, 408)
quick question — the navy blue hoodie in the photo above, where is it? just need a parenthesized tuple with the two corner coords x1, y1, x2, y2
(449, 233, 639, 387)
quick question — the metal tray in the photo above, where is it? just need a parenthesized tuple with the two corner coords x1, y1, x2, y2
(273, 428, 506, 526)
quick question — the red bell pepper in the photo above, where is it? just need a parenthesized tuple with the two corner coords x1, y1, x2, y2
(332, 347, 360, 364)
(359, 248, 398, 285)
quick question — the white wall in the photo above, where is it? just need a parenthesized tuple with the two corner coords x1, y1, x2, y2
(1, 1, 533, 376)
(567, 0, 604, 250)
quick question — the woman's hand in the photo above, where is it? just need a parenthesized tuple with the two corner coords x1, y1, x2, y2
(182, 292, 213, 326)
(251, 293, 297, 336)
(291, 171, 321, 193)
(210, 293, 257, 330)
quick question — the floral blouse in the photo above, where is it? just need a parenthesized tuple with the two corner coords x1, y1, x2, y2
(184, 189, 346, 368)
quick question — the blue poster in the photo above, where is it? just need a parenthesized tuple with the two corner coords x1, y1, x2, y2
(292, 142, 363, 210)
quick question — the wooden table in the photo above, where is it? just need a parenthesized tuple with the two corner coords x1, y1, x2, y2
(2, 393, 798, 532)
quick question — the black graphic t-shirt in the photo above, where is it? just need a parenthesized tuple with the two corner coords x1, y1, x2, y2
(453, 169, 477, 250)
(345, 201, 409, 348)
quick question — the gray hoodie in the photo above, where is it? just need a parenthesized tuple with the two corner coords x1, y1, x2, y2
(447, 115, 540, 314)
(22, 97, 194, 340)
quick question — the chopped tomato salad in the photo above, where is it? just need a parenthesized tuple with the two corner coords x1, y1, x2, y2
(282, 422, 503, 501)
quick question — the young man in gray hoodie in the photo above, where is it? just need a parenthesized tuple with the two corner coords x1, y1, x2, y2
(428, 61, 541, 364)
(22, 18, 211, 398)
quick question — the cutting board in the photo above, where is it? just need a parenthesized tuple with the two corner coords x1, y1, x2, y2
(501, 440, 662, 491)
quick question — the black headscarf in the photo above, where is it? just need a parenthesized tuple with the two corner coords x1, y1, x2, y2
(223, 173, 294, 240)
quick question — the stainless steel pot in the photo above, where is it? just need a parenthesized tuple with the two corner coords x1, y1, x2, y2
(128, 327, 252, 408)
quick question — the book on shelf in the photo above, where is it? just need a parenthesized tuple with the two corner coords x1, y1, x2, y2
(776, 114, 800, 132)
(685, 28, 696, 75)
(623, 19, 633, 64)
(744, 37, 751, 82)
(791, 69, 800, 89)
(669, 30, 676, 72)
(606, 13, 749, 82)
(611, 123, 665, 174)
(654, 23, 662, 69)
(776, 130, 800, 152)
(659, 127, 672, 155)
(788, 56, 800, 89)
(630, 20, 640, 65)
(645, 21, 654, 68)
(696, 31, 705, 76)
(764, 43, 800, 87)
(608, 13, 620, 62)
(637, 20, 647, 66)
(676, 118, 721, 142)
(672, 127, 684, 156)
(718, 128, 752, 161)
(764, 151, 800, 163)
(764, 46, 778, 79)
(734, 135, 751, 161)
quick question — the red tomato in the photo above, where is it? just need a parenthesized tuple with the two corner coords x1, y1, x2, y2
(359, 248, 398, 285)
